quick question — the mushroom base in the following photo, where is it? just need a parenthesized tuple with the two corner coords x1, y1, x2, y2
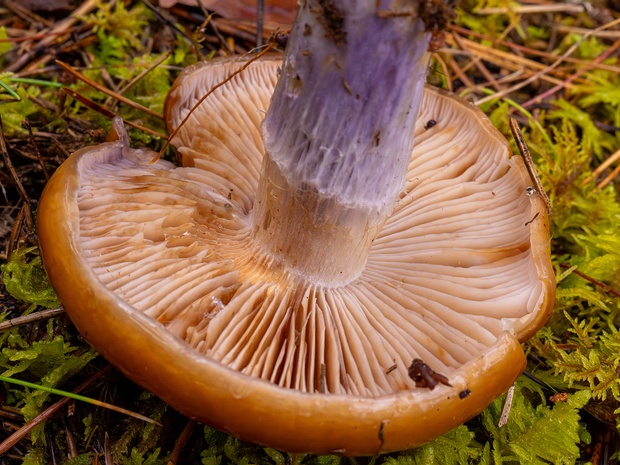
(252, 153, 383, 287)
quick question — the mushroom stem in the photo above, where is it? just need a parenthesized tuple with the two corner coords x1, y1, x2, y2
(253, 0, 437, 286)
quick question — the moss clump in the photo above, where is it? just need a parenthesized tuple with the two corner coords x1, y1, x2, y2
(1, 247, 60, 309)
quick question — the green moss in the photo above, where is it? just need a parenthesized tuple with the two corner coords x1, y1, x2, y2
(384, 426, 485, 465)
(84, 0, 152, 64)
(0, 73, 47, 136)
(1, 246, 60, 309)
(0, 321, 98, 445)
(480, 381, 591, 464)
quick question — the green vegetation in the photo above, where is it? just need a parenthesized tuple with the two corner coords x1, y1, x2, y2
(1, 0, 619, 463)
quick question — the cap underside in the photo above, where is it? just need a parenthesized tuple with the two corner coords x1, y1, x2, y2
(75, 58, 550, 396)
(38, 57, 554, 454)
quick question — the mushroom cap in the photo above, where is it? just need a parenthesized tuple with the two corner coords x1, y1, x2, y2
(38, 56, 554, 455)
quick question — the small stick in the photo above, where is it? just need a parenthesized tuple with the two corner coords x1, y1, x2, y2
(51, 137, 72, 158)
(0, 308, 66, 333)
(22, 120, 50, 180)
(166, 420, 197, 465)
(141, 0, 197, 52)
(3, 1, 52, 27)
(104, 433, 113, 465)
(452, 33, 503, 92)
(498, 384, 515, 427)
(193, 1, 234, 56)
(209, 17, 235, 56)
(56, 60, 163, 120)
(7, 204, 31, 260)
(449, 24, 516, 78)
(509, 118, 551, 213)
(0, 116, 32, 207)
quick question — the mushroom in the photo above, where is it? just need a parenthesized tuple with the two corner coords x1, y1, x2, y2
(38, 0, 554, 456)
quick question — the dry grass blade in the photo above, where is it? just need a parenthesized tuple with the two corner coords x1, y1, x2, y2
(476, 4, 585, 15)
(451, 34, 503, 92)
(449, 25, 620, 74)
(449, 36, 576, 89)
(448, 57, 475, 89)
(555, 25, 620, 39)
(117, 51, 172, 96)
(476, 17, 620, 105)
(583, 148, 620, 185)
(521, 36, 620, 109)
(61, 88, 167, 139)
(597, 164, 620, 190)
(56, 60, 164, 120)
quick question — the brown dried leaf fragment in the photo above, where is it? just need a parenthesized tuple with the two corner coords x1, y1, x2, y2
(408, 359, 452, 390)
